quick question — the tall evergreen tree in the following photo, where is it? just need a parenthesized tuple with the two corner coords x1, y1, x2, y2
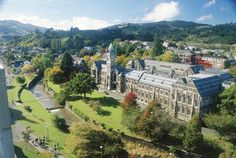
(152, 33, 164, 58)
(60, 52, 74, 79)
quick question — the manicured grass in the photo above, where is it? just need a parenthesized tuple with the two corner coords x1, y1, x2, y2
(8, 77, 76, 158)
(15, 141, 39, 158)
(48, 81, 133, 135)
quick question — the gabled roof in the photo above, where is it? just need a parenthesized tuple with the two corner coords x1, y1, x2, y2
(139, 73, 177, 90)
(125, 70, 144, 81)
(187, 74, 222, 97)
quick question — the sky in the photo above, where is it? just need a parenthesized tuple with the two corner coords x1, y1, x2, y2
(0, 0, 235, 30)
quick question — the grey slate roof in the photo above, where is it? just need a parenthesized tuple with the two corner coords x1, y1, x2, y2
(125, 70, 177, 90)
(139, 73, 177, 90)
(125, 70, 144, 80)
(144, 60, 204, 75)
(188, 75, 222, 97)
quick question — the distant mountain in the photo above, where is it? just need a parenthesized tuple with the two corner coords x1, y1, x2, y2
(0, 20, 46, 40)
(5, 20, 236, 45)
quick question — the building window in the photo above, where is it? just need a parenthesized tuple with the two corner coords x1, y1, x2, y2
(188, 96, 192, 104)
(187, 108, 191, 115)
(178, 94, 181, 101)
(182, 107, 185, 113)
(164, 99, 167, 104)
(183, 95, 186, 103)
(177, 106, 180, 112)
(171, 103, 174, 109)
(172, 93, 175, 100)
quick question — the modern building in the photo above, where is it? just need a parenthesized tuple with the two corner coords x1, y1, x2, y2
(0, 64, 15, 158)
(91, 44, 234, 121)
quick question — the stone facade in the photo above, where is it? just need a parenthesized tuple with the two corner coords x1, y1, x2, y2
(0, 64, 15, 158)
(91, 44, 233, 121)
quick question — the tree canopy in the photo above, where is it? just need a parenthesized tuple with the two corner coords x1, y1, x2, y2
(183, 115, 203, 152)
(217, 85, 236, 116)
(66, 73, 97, 98)
(60, 52, 74, 78)
(65, 122, 125, 158)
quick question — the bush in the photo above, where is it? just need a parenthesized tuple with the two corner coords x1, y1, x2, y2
(23, 106, 32, 112)
(56, 91, 68, 105)
(16, 76, 26, 84)
(51, 114, 68, 132)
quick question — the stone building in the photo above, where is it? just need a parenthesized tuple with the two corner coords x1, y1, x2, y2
(0, 64, 15, 158)
(91, 43, 124, 92)
(91, 44, 233, 121)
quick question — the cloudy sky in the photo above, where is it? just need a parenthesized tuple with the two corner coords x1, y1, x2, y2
(0, 0, 235, 30)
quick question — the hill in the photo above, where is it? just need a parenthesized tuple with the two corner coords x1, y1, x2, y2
(5, 20, 236, 47)
(0, 20, 46, 40)
(79, 20, 236, 44)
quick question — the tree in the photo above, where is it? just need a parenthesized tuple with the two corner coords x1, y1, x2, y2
(16, 76, 25, 84)
(224, 60, 231, 69)
(65, 122, 125, 158)
(204, 113, 236, 138)
(158, 50, 180, 62)
(60, 52, 74, 79)
(121, 92, 140, 131)
(83, 55, 91, 64)
(122, 107, 141, 132)
(21, 64, 34, 73)
(183, 115, 203, 152)
(66, 73, 97, 98)
(217, 85, 236, 116)
(122, 92, 137, 108)
(152, 33, 164, 58)
(92, 54, 101, 62)
(51, 114, 68, 132)
(55, 90, 68, 105)
(48, 66, 65, 84)
(31, 55, 52, 75)
(135, 101, 173, 141)
(229, 66, 236, 78)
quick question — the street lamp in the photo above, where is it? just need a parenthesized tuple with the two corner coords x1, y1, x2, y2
(46, 125, 49, 139)
(100, 145, 103, 158)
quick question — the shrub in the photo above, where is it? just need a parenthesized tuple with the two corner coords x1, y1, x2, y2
(16, 76, 26, 84)
(51, 114, 68, 132)
(23, 106, 32, 113)
(56, 91, 68, 105)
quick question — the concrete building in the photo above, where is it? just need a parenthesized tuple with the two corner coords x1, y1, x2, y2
(0, 64, 15, 158)
(91, 44, 234, 121)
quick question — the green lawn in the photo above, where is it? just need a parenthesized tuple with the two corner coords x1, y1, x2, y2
(8, 77, 76, 158)
(48, 81, 133, 135)
(15, 141, 39, 158)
